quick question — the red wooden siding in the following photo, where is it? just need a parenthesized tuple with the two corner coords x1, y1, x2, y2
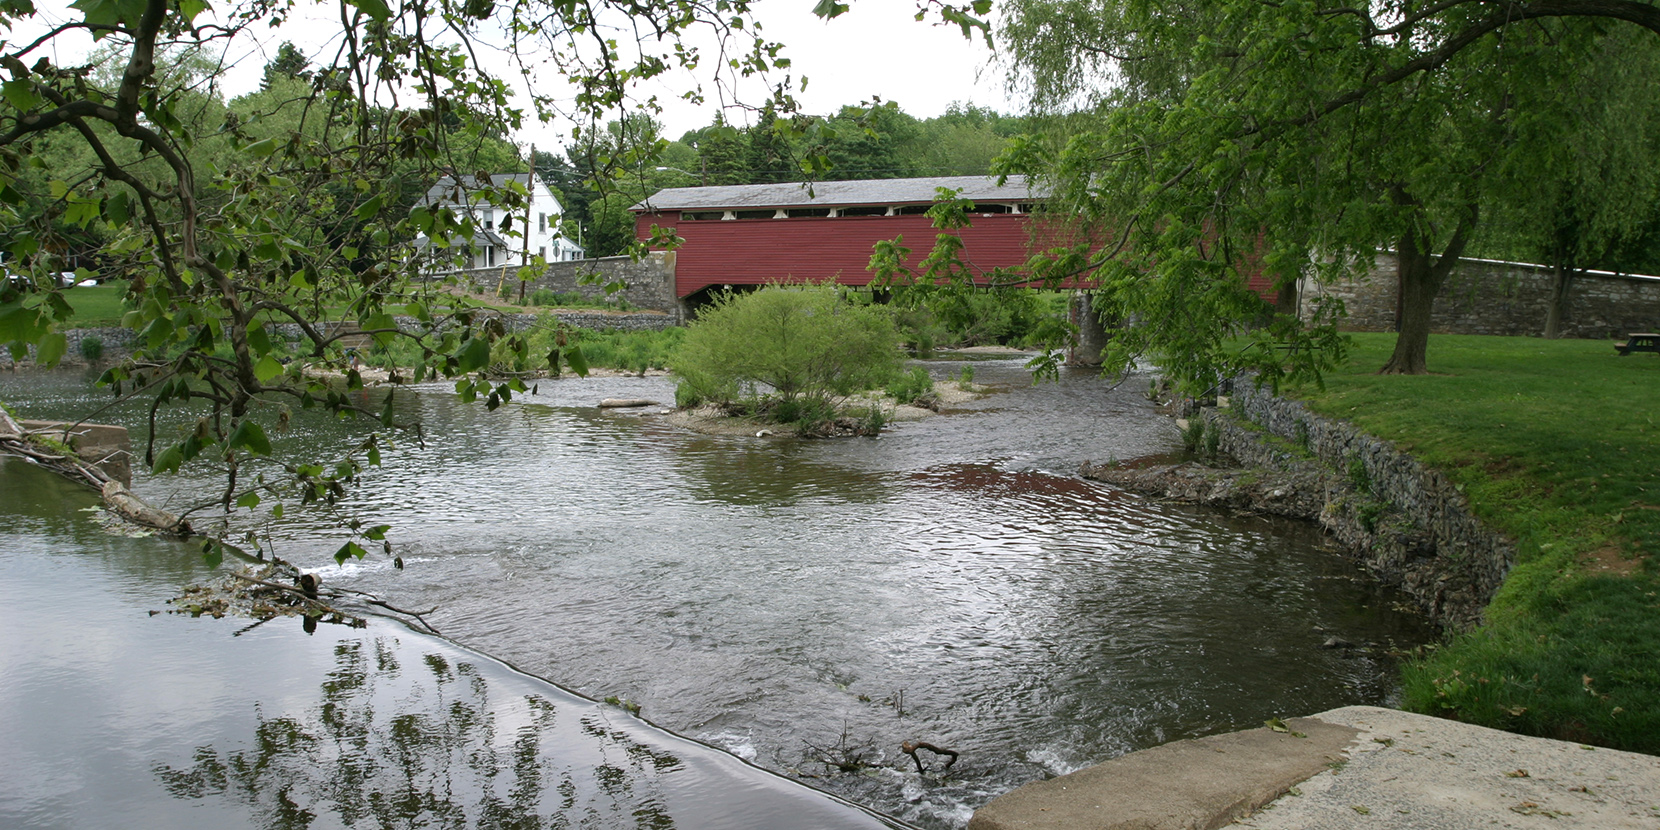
(633, 211, 1278, 300)
(635, 211, 1039, 298)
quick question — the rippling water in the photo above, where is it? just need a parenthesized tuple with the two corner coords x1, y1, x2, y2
(2, 360, 1436, 828)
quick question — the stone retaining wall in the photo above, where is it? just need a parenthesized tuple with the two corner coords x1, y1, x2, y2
(1206, 382, 1513, 628)
(0, 326, 136, 369)
(1301, 253, 1660, 339)
(435, 252, 679, 316)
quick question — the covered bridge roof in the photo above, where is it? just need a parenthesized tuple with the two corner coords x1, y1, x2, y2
(631, 175, 1042, 212)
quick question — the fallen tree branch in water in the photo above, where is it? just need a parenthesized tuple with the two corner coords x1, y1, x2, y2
(230, 572, 442, 635)
(901, 741, 959, 773)
(2, 402, 191, 535)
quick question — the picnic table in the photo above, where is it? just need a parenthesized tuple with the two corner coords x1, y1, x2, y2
(1616, 333, 1660, 355)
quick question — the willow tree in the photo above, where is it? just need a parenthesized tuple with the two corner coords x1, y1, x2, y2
(1476, 27, 1660, 338)
(996, 0, 1660, 382)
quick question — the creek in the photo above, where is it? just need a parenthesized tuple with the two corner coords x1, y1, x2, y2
(0, 359, 1436, 828)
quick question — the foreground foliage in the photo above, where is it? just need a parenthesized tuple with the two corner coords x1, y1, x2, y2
(1289, 334, 1659, 752)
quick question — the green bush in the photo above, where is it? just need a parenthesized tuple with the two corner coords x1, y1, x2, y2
(78, 334, 104, 362)
(671, 285, 902, 418)
(885, 366, 935, 405)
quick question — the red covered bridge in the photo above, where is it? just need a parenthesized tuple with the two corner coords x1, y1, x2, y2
(629, 175, 1278, 315)
(630, 176, 1052, 304)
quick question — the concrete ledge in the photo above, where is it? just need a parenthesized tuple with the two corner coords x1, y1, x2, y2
(968, 718, 1359, 830)
(970, 707, 1660, 830)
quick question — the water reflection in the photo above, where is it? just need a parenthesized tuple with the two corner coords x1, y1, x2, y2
(153, 635, 687, 830)
(674, 436, 895, 507)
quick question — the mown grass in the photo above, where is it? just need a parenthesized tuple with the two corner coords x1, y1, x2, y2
(1287, 333, 1660, 753)
(56, 280, 131, 327)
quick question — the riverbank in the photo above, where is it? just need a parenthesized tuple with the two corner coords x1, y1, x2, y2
(1086, 333, 1659, 755)
(666, 381, 986, 437)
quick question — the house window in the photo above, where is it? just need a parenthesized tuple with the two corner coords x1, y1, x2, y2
(483, 209, 494, 228)
(485, 246, 497, 267)
(539, 247, 546, 260)
(539, 213, 548, 231)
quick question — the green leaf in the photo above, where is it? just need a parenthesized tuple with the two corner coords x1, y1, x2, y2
(226, 420, 273, 456)
(812, 0, 849, 19)
(176, 0, 209, 23)
(364, 524, 390, 540)
(235, 492, 262, 510)
(363, 311, 397, 347)
(379, 389, 395, 427)
(105, 191, 131, 226)
(244, 137, 279, 158)
(565, 344, 589, 377)
(354, 194, 385, 220)
(253, 353, 284, 382)
(152, 445, 184, 475)
(456, 337, 491, 373)
(346, 0, 391, 21)
(247, 323, 273, 354)
(202, 540, 223, 569)
(2, 80, 41, 111)
(334, 541, 368, 564)
(35, 332, 67, 368)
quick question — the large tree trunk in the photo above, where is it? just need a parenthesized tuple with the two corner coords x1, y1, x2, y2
(1544, 262, 1577, 339)
(1379, 200, 1478, 375)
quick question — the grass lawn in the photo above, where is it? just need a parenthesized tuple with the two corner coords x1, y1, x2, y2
(1288, 333, 1659, 753)
(57, 280, 130, 327)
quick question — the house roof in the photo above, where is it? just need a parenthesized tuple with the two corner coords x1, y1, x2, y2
(416, 173, 543, 208)
(413, 228, 511, 249)
(630, 175, 1042, 212)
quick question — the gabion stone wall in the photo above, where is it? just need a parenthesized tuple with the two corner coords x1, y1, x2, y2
(1205, 380, 1515, 629)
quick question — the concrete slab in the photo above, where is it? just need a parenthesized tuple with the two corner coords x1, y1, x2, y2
(969, 707, 1660, 830)
(967, 717, 1360, 830)
(1233, 706, 1660, 829)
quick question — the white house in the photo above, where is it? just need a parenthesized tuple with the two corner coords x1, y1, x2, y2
(414, 173, 585, 271)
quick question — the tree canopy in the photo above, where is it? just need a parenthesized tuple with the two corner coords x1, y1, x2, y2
(996, 0, 1660, 384)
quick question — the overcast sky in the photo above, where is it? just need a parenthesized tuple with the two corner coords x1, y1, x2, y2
(652, 2, 1017, 136)
(17, 0, 1019, 154)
